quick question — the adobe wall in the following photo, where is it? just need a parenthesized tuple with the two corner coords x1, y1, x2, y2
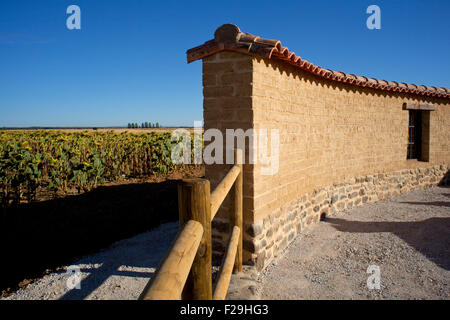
(202, 51, 450, 268)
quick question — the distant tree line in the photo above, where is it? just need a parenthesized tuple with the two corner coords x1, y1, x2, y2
(127, 122, 161, 129)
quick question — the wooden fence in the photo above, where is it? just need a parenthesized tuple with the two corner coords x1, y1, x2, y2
(138, 149, 243, 300)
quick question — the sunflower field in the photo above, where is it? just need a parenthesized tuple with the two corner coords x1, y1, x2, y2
(0, 130, 196, 206)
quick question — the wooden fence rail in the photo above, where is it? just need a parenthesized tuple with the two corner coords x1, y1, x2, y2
(138, 220, 203, 300)
(139, 149, 243, 300)
(213, 225, 240, 300)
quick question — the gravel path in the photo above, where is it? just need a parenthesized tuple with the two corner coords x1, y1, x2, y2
(2, 222, 179, 300)
(257, 186, 450, 300)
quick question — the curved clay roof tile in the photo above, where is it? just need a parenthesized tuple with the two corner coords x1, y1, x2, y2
(253, 37, 280, 47)
(279, 46, 289, 57)
(356, 76, 367, 82)
(238, 33, 259, 43)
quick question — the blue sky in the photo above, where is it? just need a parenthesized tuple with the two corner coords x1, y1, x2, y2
(0, 0, 449, 127)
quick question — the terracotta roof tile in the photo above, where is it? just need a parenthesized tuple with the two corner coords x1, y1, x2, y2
(187, 24, 450, 99)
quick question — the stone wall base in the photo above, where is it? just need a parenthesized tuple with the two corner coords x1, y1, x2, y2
(212, 165, 449, 270)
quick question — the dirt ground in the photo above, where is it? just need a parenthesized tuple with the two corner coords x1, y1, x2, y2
(1, 222, 179, 300)
(257, 186, 450, 300)
(3, 184, 448, 300)
(0, 166, 204, 298)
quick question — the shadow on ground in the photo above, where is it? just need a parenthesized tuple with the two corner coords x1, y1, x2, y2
(327, 215, 450, 270)
(55, 221, 179, 300)
(0, 179, 182, 295)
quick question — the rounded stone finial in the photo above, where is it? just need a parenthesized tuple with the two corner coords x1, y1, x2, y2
(214, 24, 241, 44)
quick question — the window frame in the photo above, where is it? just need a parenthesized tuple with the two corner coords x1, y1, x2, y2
(407, 110, 422, 160)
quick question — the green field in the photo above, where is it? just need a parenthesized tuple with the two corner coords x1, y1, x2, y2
(0, 130, 194, 206)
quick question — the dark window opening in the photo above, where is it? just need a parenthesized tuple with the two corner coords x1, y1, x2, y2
(407, 110, 422, 160)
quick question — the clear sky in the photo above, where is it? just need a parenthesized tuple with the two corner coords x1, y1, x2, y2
(0, 0, 449, 127)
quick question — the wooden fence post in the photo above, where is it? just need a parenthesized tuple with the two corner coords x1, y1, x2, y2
(232, 149, 243, 273)
(178, 178, 212, 300)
